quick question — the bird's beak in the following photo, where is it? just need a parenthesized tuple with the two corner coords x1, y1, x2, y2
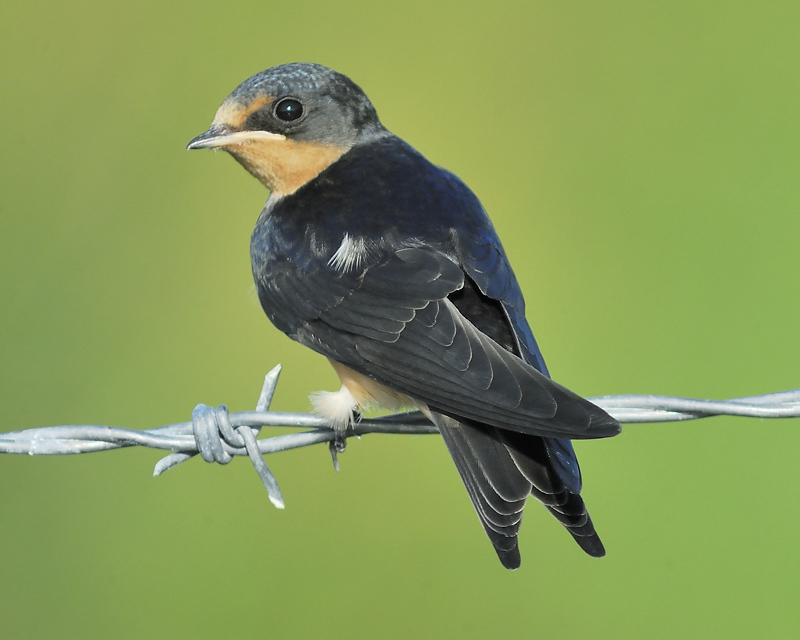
(186, 125, 286, 150)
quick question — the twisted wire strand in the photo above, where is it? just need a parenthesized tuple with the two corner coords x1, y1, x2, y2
(2, 364, 799, 507)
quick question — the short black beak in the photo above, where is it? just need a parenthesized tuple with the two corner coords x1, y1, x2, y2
(186, 125, 233, 150)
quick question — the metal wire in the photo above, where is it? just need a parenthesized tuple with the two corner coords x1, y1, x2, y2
(2, 363, 799, 506)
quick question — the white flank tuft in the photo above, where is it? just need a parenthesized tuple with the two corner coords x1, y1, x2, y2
(328, 233, 370, 272)
(310, 385, 358, 430)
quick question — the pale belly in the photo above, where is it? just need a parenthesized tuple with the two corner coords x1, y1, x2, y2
(310, 358, 415, 429)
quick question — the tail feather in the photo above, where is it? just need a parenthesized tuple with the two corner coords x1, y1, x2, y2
(430, 411, 605, 568)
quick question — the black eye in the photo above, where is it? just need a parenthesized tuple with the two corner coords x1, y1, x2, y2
(274, 98, 304, 122)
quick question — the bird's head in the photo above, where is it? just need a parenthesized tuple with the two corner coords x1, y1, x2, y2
(187, 62, 384, 196)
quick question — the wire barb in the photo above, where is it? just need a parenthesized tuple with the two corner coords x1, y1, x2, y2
(154, 364, 285, 507)
(1, 364, 799, 510)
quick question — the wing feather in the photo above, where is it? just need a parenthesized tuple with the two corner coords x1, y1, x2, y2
(264, 245, 619, 439)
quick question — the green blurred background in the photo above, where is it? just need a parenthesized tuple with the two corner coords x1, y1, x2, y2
(2, 1, 800, 638)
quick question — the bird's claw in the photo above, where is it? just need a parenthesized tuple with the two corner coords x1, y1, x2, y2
(328, 436, 345, 472)
(327, 410, 361, 471)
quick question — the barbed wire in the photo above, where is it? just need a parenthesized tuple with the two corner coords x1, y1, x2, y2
(2, 364, 799, 508)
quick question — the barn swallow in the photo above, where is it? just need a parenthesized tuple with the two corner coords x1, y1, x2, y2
(188, 62, 620, 569)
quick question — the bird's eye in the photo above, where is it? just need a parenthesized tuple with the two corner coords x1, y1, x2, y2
(274, 98, 304, 122)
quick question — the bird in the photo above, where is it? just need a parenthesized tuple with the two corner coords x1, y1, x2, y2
(187, 62, 620, 569)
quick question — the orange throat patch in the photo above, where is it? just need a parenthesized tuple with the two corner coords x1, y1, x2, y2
(226, 137, 350, 197)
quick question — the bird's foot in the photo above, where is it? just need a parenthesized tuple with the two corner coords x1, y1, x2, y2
(326, 411, 361, 472)
(328, 440, 341, 472)
(328, 424, 347, 472)
(311, 386, 362, 471)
